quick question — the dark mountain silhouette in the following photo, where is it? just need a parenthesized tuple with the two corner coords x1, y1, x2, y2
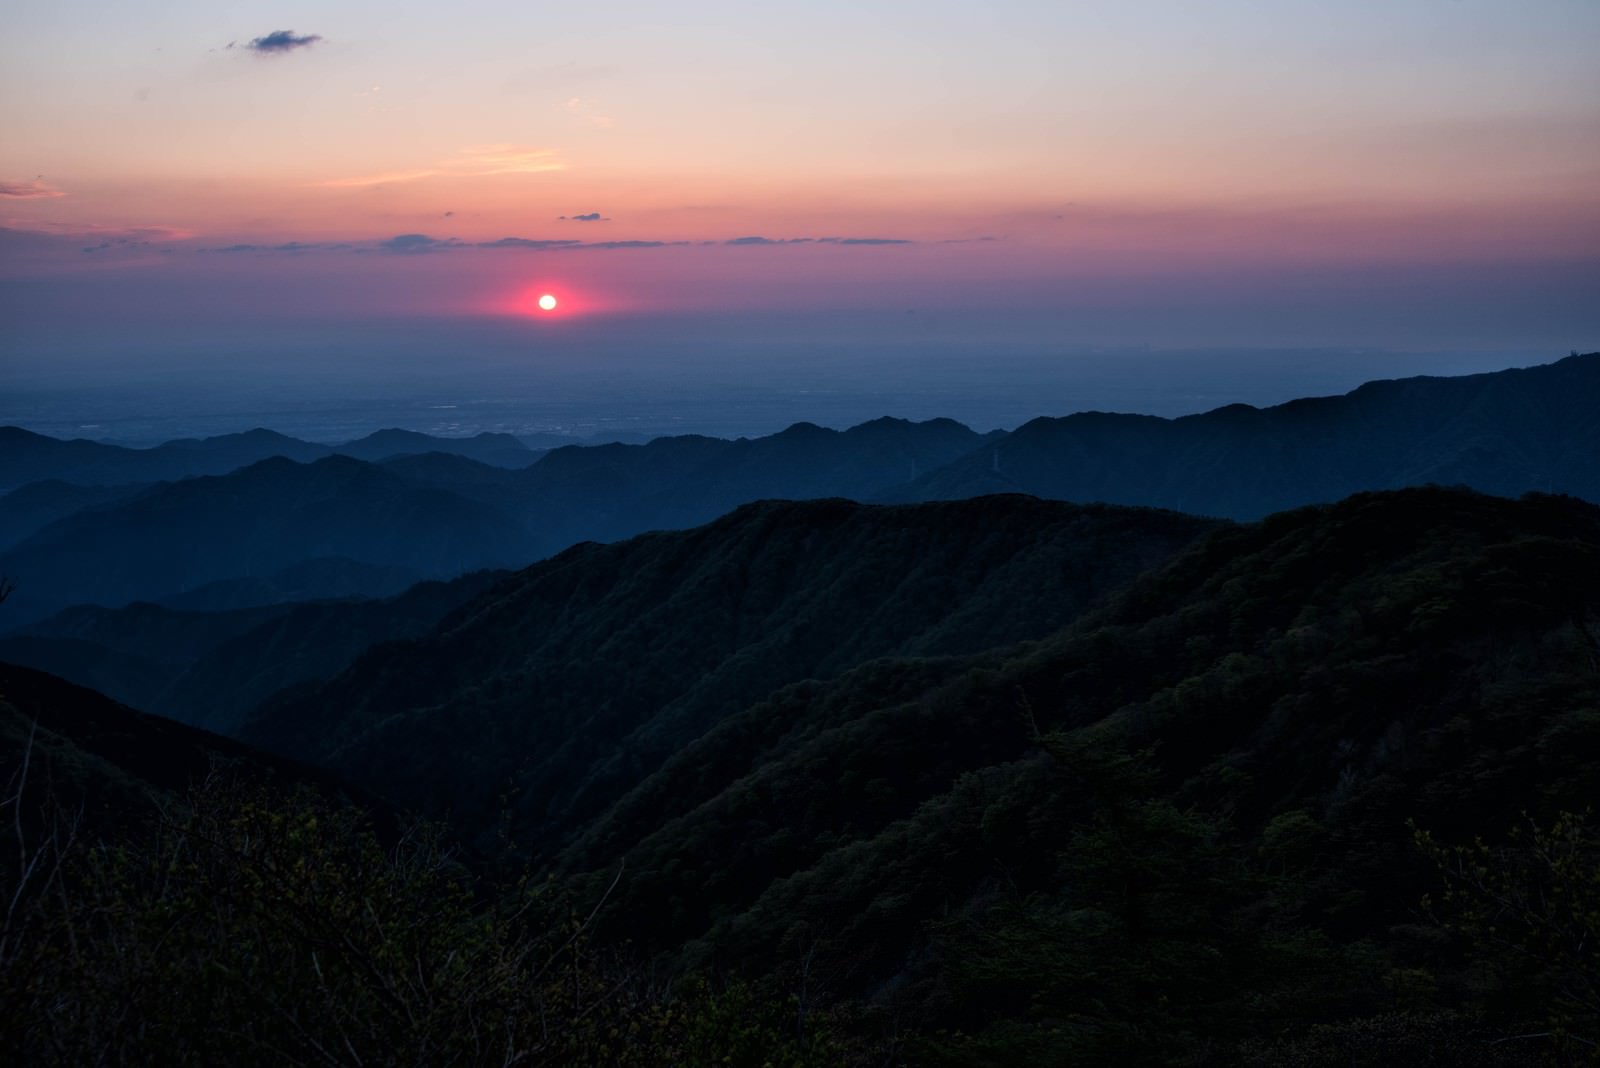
(243, 495, 1218, 855)
(0, 569, 506, 734)
(0, 661, 382, 837)
(0, 417, 993, 622)
(5, 355, 1593, 626)
(153, 557, 426, 611)
(0, 425, 539, 493)
(894, 351, 1600, 517)
(333, 428, 536, 468)
(0, 479, 152, 550)
(508, 416, 997, 551)
(0, 455, 532, 623)
(0, 426, 328, 491)
(4, 485, 1598, 1060)
(226, 485, 1600, 1060)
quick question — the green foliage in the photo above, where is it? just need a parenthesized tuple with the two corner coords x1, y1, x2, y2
(1415, 811, 1600, 1061)
(0, 768, 869, 1065)
(8, 484, 1600, 1062)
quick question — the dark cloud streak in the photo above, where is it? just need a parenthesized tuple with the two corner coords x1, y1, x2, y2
(195, 233, 915, 256)
(245, 30, 322, 54)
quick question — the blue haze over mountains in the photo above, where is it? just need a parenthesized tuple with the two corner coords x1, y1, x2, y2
(1, 352, 1596, 631)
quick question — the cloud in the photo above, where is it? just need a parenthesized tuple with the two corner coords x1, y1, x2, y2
(245, 30, 322, 55)
(154, 231, 913, 259)
(563, 97, 617, 129)
(477, 237, 583, 250)
(315, 168, 441, 188)
(578, 240, 678, 250)
(457, 145, 565, 176)
(199, 240, 348, 254)
(1, 180, 65, 199)
(560, 212, 608, 222)
(315, 146, 564, 188)
(82, 237, 156, 254)
(378, 233, 464, 254)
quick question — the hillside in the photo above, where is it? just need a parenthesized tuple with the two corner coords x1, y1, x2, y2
(222, 485, 1600, 1062)
(244, 495, 1218, 857)
(4, 356, 1593, 625)
(0, 417, 993, 621)
(551, 487, 1600, 1060)
(0, 455, 533, 623)
(4, 486, 1598, 1062)
(0, 425, 540, 493)
(0, 569, 508, 733)
(895, 351, 1600, 517)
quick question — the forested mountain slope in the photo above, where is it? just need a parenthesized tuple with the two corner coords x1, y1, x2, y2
(244, 496, 1218, 858)
(4, 486, 1598, 1063)
(0, 569, 508, 733)
(0, 456, 531, 622)
(552, 487, 1600, 1060)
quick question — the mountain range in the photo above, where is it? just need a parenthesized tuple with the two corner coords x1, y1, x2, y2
(4, 482, 1596, 1063)
(1, 353, 1595, 627)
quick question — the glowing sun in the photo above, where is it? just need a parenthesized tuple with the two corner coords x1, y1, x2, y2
(537, 293, 558, 311)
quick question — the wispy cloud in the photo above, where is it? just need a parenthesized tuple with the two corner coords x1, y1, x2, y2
(197, 232, 912, 256)
(461, 145, 565, 176)
(7, 220, 189, 240)
(560, 212, 608, 222)
(478, 237, 583, 250)
(316, 168, 441, 189)
(0, 180, 65, 200)
(244, 30, 322, 55)
(315, 146, 565, 188)
(379, 233, 463, 254)
(724, 235, 912, 246)
(564, 97, 616, 129)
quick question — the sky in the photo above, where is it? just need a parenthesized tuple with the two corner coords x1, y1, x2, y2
(2, 1, 1598, 439)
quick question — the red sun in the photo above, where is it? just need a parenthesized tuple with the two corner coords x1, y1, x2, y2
(496, 283, 606, 319)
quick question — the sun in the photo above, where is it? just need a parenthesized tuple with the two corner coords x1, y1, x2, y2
(537, 293, 558, 312)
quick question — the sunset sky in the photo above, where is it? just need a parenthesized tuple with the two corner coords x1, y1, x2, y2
(3, 0, 1599, 418)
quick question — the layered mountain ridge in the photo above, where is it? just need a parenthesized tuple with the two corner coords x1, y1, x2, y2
(2, 353, 1595, 628)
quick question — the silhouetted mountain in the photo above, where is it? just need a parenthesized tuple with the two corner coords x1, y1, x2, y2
(244, 495, 1218, 855)
(0, 662, 380, 837)
(0, 571, 508, 734)
(5, 485, 1597, 1061)
(0, 455, 532, 623)
(0, 424, 540, 493)
(155, 557, 425, 611)
(503, 416, 996, 554)
(333, 428, 536, 468)
(894, 352, 1600, 517)
(0, 417, 994, 621)
(0, 479, 152, 550)
(0, 426, 327, 491)
(8, 356, 1590, 627)
(231, 485, 1600, 1060)
(0, 601, 299, 715)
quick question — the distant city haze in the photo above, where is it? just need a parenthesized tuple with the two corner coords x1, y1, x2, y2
(0, 308, 1562, 445)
